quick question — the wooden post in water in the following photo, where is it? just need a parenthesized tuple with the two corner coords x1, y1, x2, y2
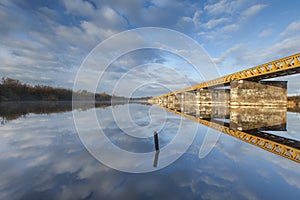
(154, 131, 159, 151)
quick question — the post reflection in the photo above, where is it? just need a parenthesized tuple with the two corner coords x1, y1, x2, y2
(153, 150, 160, 168)
(153, 102, 300, 164)
(153, 131, 160, 168)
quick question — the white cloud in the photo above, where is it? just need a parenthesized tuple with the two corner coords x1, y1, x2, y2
(199, 23, 240, 41)
(191, 10, 202, 29)
(108, 0, 187, 28)
(211, 44, 245, 65)
(62, 0, 95, 17)
(279, 20, 300, 39)
(199, 2, 267, 42)
(222, 23, 240, 33)
(204, 17, 231, 29)
(0, 2, 25, 36)
(175, 9, 203, 31)
(258, 28, 273, 38)
(204, 0, 234, 15)
(204, 0, 248, 16)
(241, 4, 267, 19)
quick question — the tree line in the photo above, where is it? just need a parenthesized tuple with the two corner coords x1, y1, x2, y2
(288, 95, 300, 104)
(0, 78, 134, 102)
(288, 95, 300, 108)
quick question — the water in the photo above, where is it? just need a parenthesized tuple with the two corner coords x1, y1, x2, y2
(0, 102, 300, 199)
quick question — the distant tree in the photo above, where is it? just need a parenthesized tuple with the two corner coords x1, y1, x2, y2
(0, 77, 152, 102)
(0, 78, 76, 101)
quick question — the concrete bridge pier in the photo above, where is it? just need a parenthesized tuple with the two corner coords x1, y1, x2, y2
(181, 91, 197, 104)
(196, 89, 201, 104)
(160, 96, 167, 107)
(230, 80, 287, 106)
(197, 88, 230, 105)
(167, 95, 174, 103)
(174, 94, 180, 104)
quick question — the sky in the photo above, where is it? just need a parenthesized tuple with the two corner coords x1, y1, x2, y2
(1, 0, 300, 97)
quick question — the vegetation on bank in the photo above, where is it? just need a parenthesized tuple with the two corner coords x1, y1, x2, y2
(288, 95, 300, 109)
(288, 95, 300, 104)
(0, 78, 151, 102)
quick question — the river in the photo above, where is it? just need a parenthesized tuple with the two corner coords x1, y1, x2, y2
(0, 102, 299, 199)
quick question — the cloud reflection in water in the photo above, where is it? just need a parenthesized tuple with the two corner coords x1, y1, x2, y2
(0, 104, 300, 199)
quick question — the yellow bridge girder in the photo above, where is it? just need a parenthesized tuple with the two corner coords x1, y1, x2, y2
(154, 53, 300, 100)
(156, 105, 300, 164)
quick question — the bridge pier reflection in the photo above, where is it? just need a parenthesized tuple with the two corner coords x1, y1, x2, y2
(153, 102, 300, 164)
(230, 106, 287, 131)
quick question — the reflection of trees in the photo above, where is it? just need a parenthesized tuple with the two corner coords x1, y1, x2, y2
(287, 96, 300, 113)
(288, 106, 300, 113)
(0, 102, 152, 125)
(0, 102, 109, 125)
(288, 96, 300, 112)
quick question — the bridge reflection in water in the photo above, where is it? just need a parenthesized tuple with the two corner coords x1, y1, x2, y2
(153, 102, 300, 164)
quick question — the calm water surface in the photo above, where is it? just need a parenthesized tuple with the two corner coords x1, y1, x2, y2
(0, 102, 300, 199)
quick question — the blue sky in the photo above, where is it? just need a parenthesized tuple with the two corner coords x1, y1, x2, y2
(1, 0, 300, 96)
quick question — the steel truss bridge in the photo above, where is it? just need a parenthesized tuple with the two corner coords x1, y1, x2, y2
(154, 53, 300, 100)
(150, 53, 300, 163)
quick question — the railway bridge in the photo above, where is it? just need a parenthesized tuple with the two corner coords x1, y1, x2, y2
(150, 53, 300, 106)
